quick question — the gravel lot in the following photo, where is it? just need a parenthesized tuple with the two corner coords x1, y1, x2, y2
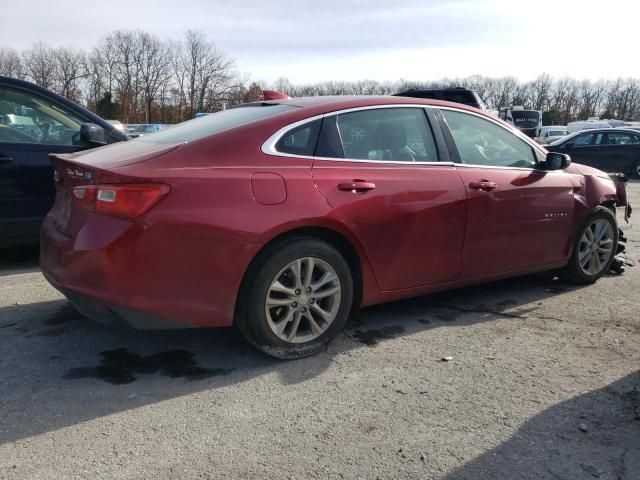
(1, 182, 639, 480)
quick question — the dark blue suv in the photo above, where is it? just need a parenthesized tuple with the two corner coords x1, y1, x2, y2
(0, 76, 128, 246)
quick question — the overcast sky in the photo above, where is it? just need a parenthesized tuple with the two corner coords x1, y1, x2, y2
(1, 0, 638, 84)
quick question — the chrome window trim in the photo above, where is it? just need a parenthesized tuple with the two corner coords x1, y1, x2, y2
(261, 104, 441, 164)
(261, 103, 554, 171)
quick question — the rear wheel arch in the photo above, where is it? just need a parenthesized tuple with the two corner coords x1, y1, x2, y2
(234, 226, 364, 324)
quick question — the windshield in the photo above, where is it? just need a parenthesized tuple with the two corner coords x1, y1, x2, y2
(137, 104, 296, 143)
(511, 110, 541, 129)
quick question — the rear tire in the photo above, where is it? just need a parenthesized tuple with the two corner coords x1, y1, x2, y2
(558, 207, 618, 284)
(633, 160, 640, 179)
(236, 237, 353, 359)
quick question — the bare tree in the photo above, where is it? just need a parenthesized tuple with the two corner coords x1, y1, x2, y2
(52, 47, 87, 102)
(22, 42, 56, 89)
(0, 47, 23, 78)
(138, 32, 172, 122)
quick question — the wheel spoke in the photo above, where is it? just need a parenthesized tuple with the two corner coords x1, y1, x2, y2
(290, 259, 303, 290)
(270, 281, 296, 297)
(584, 227, 595, 242)
(311, 271, 336, 291)
(306, 312, 324, 335)
(313, 285, 340, 300)
(593, 221, 605, 242)
(267, 297, 294, 307)
(273, 308, 295, 335)
(310, 303, 332, 322)
(579, 247, 592, 264)
(286, 310, 302, 341)
(303, 258, 315, 289)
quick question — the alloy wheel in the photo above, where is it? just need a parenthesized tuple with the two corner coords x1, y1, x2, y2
(578, 218, 615, 276)
(265, 257, 342, 344)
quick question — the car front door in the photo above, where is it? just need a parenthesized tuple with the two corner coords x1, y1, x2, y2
(437, 108, 574, 278)
(311, 106, 468, 291)
(0, 84, 87, 243)
(564, 131, 604, 167)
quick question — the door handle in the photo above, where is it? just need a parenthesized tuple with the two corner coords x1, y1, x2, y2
(338, 181, 376, 193)
(0, 156, 14, 165)
(469, 180, 497, 192)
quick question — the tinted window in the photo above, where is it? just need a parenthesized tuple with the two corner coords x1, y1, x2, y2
(275, 119, 321, 156)
(323, 108, 437, 162)
(442, 90, 478, 107)
(573, 133, 595, 146)
(137, 104, 296, 143)
(0, 86, 84, 146)
(441, 110, 536, 168)
(606, 132, 640, 145)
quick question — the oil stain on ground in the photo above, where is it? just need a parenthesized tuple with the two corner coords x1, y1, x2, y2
(350, 325, 405, 346)
(64, 348, 233, 385)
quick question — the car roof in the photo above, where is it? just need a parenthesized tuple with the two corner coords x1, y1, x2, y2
(256, 95, 486, 117)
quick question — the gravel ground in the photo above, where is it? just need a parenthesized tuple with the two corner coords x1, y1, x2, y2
(1, 182, 639, 480)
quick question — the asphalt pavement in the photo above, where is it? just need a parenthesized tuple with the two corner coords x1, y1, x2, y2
(1, 182, 639, 479)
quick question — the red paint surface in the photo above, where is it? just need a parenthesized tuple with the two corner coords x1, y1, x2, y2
(40, 96, 626, 328)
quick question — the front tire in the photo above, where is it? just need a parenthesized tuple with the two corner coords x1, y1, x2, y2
(236, 237, 353, 359)
(558, 207, 618, 284)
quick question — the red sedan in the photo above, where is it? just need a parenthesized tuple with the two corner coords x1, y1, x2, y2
(41, 96, 630, 358)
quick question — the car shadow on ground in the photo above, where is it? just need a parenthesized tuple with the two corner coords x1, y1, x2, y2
(0, 248, 591, 445)
(441, 370, 640, 480)
(0, 245, 40, 277)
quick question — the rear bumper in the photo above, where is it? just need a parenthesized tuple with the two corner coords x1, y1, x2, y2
(47, 279, 193, 329)
(40, 212, 257, 329)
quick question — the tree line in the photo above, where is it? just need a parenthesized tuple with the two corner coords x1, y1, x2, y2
(1, 31, 639, 124)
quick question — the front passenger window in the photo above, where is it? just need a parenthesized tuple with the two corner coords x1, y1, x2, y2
(441, 110, 536, 168)
(0, 86, 84, 146)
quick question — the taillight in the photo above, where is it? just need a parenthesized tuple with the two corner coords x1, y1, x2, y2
(71, 184, 170, 219)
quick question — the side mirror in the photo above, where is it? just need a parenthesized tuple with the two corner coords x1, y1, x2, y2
(79, 123, 106, 147)
(564, 141, 574, 149)
(545, 152, 571, 170)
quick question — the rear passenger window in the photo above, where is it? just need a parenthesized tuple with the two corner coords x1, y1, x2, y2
(320, 108, 438, 162)
(275, 119, 321, 156)
(606, 132, 640, 145)
(441, 109, 536, 168)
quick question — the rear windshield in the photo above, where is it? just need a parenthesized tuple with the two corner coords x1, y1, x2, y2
(137, 104, 296, 143)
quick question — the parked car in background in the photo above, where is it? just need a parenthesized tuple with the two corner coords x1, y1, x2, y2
(536, 126, 569, 144)
(567, 119, 612, 134)
(0, 76, 128, 246)
(41, 96, 629, 359)
(393, 87, 486, 110)
(546, 128, 640, 178)
(128, 123, 169, 138)
(124, 124, 139, 135)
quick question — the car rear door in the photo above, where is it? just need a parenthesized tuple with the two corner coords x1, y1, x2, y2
(602, 131, 640, 175)
(310, 106, 468, 291)
(0, 84, 87, 243)
(436, 108, 574, 278)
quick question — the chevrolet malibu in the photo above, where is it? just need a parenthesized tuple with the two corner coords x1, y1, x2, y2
(41, 96, 630, 358)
